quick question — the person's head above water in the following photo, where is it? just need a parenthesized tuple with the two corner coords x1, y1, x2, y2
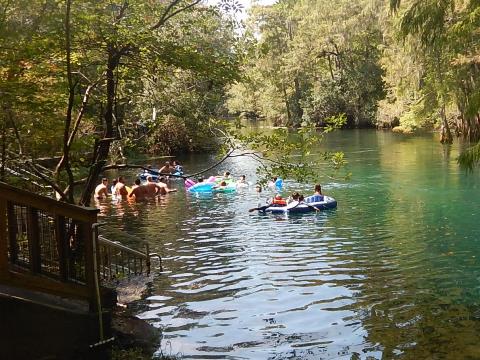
(291, 192, 300, 200)
(314, 184, 322, 194)
(134, 178, 141, 186)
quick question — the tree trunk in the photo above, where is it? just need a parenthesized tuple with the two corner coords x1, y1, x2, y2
(440, 103, 453, 144)
(282, 85, 292, 127)
(79, 47, 118, 206)
(291, 77, 303, 128)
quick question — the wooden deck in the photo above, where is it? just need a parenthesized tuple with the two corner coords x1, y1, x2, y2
(0, 181, 159, 359)
(0, 181, 157, 309)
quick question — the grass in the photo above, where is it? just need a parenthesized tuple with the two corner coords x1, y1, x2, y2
(111, 347, 180, 360)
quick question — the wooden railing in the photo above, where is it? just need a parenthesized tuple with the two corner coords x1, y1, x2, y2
(0, 182, 161, 312)
(0, 182, 103, 310)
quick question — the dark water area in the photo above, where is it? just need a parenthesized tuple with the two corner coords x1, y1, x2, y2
(98, 129, 480, 359)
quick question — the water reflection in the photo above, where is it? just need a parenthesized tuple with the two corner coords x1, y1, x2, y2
(99, 130, 480, 359)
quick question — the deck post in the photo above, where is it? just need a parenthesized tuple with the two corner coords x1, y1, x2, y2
(27, 207, 41, 273)
(0, 199, 8, 272)
(82, 221, 98, 312)
(55, 215, 68, 282)
(6, 202, 17, 264)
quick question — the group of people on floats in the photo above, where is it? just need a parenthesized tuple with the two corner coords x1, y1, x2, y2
(186, 171, 251, 190)
(144, 160, 184, 176)
(250, 184, 324, 212)
(94, 161, 323, 208)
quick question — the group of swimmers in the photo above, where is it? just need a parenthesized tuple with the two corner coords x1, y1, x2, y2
(94, 175, 177, 201)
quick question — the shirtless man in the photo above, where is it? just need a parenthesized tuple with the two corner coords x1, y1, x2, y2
(159, 161, 173, 174)
(157, 176, 177, 195)
(144, 176, 160, 197)
(129, 179, 148, 201)
(114, 176, 128, 198)
(94, 178, 109, 199)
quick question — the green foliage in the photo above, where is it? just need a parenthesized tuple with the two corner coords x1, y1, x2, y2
(381, 0, 480, 144)
(217, 113, 349, 184)
(0, 0, 243, 197)
(227, 0, 386, 128)
(111, 346, 180, 360)
(458, 142, 480, 172)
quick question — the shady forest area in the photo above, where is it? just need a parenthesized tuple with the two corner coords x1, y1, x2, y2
(1, 0, 480, 201)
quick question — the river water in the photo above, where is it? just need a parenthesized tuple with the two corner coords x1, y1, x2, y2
(99, 129, 480, 359)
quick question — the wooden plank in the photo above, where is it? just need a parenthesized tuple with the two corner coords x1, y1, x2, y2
(55, 215, 68, 282)
(0, 268, 89, 300)
(0, 182, 99, 223)
(27, 207, 41, 273)
(0, 199, 8, 272)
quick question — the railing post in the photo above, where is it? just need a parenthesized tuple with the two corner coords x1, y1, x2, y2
(82, 221, 97, 312)
(145, 243, 151, 276)
(6, 202, 17, 263)
(55, 215, 68, 281)
(27, 207, 41, 274)
(0, 198, 8, 272)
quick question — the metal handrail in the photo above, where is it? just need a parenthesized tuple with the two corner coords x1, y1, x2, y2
(98, 236, 148, 260)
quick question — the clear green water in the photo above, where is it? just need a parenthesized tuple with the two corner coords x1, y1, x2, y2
(99, 130, 480, 359)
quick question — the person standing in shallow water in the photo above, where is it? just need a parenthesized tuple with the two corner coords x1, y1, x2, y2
(94, 178, 108, 199)
(129, 179, 148, 201)
(115, 176, 128, 198)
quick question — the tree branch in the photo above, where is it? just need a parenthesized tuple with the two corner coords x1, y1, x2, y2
(150, 0, 202, 30)
(25, 161, 67, 201)
(115, 1, 129, 21)
(67, 82, 97, 148)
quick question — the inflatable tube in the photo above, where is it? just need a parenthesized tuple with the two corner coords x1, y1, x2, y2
(275, 178, 283, 189)
(188, 182, 215, 193)
(213, 184, 237, 193)
(268, 178, 283, 190)
(138, 172, 160, 181)
(262, 196, 337, 214)
(184, 178, 196, 189)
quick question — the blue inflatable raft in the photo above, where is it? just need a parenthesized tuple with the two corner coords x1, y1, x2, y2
(138, 171, 183, 181)
(263, 196, 337, 214)
(188, 182, 236, 193)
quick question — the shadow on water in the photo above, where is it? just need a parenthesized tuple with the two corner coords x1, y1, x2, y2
(99, 130, 480, 359)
